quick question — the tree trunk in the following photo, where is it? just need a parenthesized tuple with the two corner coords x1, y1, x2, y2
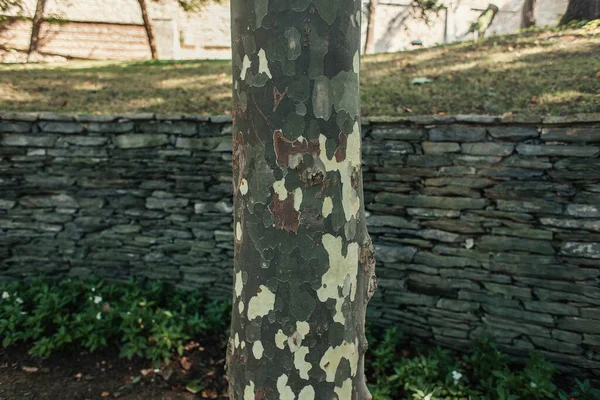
(364, 0, 378, 54)
(27, 0, 46, 57)
(560, 0, 600, 24)
(227, 0, 376, 399)
(138, 0, 158, 60)
(521, 0, 537, 28)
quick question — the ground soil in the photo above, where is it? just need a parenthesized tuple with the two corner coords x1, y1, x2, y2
(0, 334, 229, 400)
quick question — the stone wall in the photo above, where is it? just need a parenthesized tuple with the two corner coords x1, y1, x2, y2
(1, 112, 599, 376)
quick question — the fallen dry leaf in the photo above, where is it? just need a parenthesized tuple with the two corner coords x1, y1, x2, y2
(101, 392, 110, 398)
(596, 71, 600, 79)
(180, 357, 192, 371)
(22, 366, 39, 373)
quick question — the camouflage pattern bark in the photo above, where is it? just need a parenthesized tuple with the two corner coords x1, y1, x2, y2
(227, 1, 376, 399)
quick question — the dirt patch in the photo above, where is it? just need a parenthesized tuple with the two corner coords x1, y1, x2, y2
(0, 334, 229, 400)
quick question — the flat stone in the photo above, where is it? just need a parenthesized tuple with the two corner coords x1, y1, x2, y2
(535, 288, 600, 305)
(483, 315, 550, 337)
(425, 177, 495, 188)
(501, 156, 552, 169)
(541, 127, 600, 142)
(406, 154, 452, 168)
(479, 235, 555, 255)
(366, 215, 419, 229)
(540, 217, 600, 231)
(375, 244, 417, 263)
(583, 334, 600, 346)
(483, 304, 554, 325)
(581, 308, 600, 320)
(20, 194, 78, 208)
(88, 121, 135, 133)
(566, 204, 600, 218)
(176, 137, 229, 151)
(0, 112, 39, 121)
(439, 268, 511, 283)
(369, 127, 425, 141)
(61, 136, 109, 146)
(558, 317, 600, 334)
(374, 193, 488, 210)
(39, 112, 75, 121)
(455, 115, 501, 123)
(415, 229, 461, 243)
(461, 142, 515, 156)
(414, 251, 480, 268)
(436, 298, 479, 312)
(523, 301, 579, 316)
(428, 126, 486, 142)
(146, 197, 190, 209)
(530, 337, 582, 354)
(114, 134, 169, 148)
(139, 121, 198, 135)
(490, 227, 553, 240)
(497, 199, 563, 214)
(516, 144, 600, 157)
(0, 121, 32, 133)
(210, 115, 232, 123)
(561, 242, 600, 259)
(39, 122, 83, 134)
(385, 292, 438, 306)
(483, 283, 532, 299)
(487, 263, 598, 281)
(2, 134, 57, 147)
(406, 208, 461, 218)
(488, 126, 539, 140)
(552, 329, 582, 343)
(422, 142, 460, 154)
(478, 167, 543, 179)
(0, 199, 16, 209)
(76, 114, 118, 122)
(452, 155, 503, 166)
(517, 277, 600, 299)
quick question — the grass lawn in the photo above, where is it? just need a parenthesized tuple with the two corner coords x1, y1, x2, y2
(0, 25, 599, 116)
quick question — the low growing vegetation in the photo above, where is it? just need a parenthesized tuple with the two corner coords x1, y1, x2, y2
(1, 277, 599, 399)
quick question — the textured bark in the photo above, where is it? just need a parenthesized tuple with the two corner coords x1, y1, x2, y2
(227, 1, 376, 399)
(27, 0, 46, 56)
(138, 0, 158, 60)
(521, 0, 536, 28)
(364, 0, 378, 54)
(559, 0, 600, 24)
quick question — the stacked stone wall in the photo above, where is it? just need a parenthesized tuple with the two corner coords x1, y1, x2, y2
(1, 112, 599, 375)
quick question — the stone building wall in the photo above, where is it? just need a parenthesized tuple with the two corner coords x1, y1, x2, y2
(0, 112, 599, 375)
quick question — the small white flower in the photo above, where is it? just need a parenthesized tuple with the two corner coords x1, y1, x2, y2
(15, 297, 23, 305)
(96, 312, 102, 320)
(424, 393, 433, 400)
(91, 287, 96, 292)
(2, 291, 10, 300)
(93, 296, 102, 304)
(452, 370, 463, 385)
(530, 382, 537, 388)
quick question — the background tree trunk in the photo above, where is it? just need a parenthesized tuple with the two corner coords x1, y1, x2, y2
(27, 0, 46, 58)
(364, 0, 378, 54)
(227, 0, 376, 399)
(521, 0, 537, 28)
(138, 0, 158, 60)
(560, 0, 600, 24)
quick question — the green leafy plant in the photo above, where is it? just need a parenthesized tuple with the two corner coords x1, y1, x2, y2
(0, 277, 231, 367)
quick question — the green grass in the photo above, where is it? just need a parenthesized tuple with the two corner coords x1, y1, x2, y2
(0, 25, 599, 116)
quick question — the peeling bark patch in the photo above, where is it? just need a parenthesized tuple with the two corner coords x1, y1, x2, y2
(247, 285, 276, 321)
(275, 329, 287, 349)
(277, 375, 295, 400)
(273, 178, 288, 200)
(293, 188, 303, 212)
(244, 381, 255, 400)
(318, 234, 359, 323)
(322, 197, 333, 218)
(238, 301, 245, 314)
(257, 49, 272, 79)
(334, 378, 353, 399)
(240, 178, 248, 195)
(252, 341, 264, 360)
(235, 271, 243, 297)
(240, 55, 251, 81)
(268, 194, 300, 233)
(318, 123, 361, 221)
(236, 222, 243, 241)
(319, 340, 359, 382)
(273, 130, 320, 168)
(312, 76, 333, 121)
(353, 51, 359, 73)
(298, 386, 315, 400)
(294, 346, 312, 379)
(334, 131, 347, 162)
(254, 0, 268, 28)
